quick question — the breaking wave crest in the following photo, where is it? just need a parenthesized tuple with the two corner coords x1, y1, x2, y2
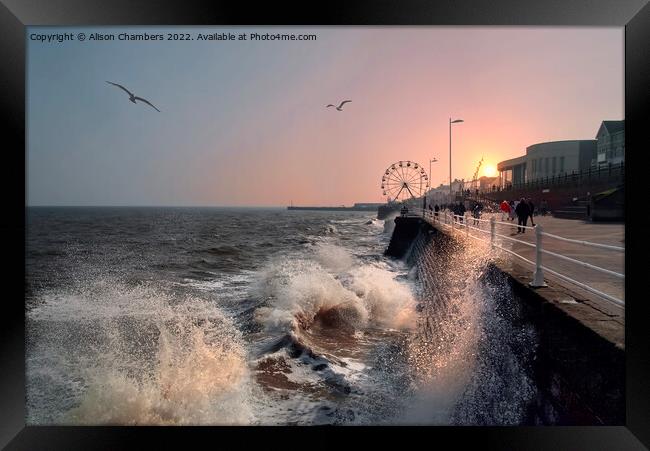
(27, 281, 252, 425)
(248, 241, 418, 424)
(252, 243, 417, 337)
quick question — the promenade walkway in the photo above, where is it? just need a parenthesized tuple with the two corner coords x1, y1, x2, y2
(419, 209, 625, 348)
(493, 214, 623, 305)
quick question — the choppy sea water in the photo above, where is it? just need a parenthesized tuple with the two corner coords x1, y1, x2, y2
(26, 207, 536, 425)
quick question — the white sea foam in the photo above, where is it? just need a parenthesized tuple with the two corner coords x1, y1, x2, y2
(253, 258, 365, 333)
(348, 265, 417, 330)
(27, 282, 252, 425)
(382, 214, 397, 235)
(27, 209, 538, 426)
(313, 242, 355, 274)
(252, 244, 417, 334)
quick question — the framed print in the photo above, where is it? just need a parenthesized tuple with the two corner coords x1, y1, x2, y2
(2, 0, 649, 448)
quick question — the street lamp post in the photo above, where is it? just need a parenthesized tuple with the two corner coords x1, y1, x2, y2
(429, 157, 438, 188)
(424, 157, 438, 214)
(449, 118, 464, 201)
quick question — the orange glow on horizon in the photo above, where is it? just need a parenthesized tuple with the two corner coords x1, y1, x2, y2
(26, 27, 623, 207)
(483, 165, 498, 178)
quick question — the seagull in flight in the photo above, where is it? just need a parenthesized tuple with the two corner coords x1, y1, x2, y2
(326, 100, 351, 111)
(106, 81, 161, 112)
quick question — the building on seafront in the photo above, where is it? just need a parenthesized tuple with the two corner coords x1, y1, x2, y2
(595, 120, 625, 167)
(497, 140, 597, 188)
(496, 119, 624, 190)
(425, 179, 466, 204)
(478, 175, 499, 192)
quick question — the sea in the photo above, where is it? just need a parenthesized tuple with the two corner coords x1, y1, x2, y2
(26, 207, 537, 425)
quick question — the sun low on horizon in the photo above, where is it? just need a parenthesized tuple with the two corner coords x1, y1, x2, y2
(483, 165, 498, 178)
(26, 26, 623, 207)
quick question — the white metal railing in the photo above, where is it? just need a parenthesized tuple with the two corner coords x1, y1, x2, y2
(540, 231, 624, 252)
(412, 207, 624, 308)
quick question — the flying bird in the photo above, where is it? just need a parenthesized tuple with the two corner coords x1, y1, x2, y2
(106, 81, 160, 112)
(326, 100, 351, 111)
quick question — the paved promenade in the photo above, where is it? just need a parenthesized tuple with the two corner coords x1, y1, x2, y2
(427, 211, 625, 348)
(492, 215, 623, 303)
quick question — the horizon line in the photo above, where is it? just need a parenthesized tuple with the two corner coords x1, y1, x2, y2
(25, 204, 389, 208)
(26, 204, 290, 208)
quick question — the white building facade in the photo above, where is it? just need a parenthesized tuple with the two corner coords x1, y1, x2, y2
(495, 119, 624, 190)
(497, 140, 597, 188)
(526, 140, 596, 181)
(595, 120, 624, 166)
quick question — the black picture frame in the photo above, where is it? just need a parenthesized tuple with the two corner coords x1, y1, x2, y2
(2, 0, 649, 448)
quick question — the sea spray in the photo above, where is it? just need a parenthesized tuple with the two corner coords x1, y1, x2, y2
(398, 227, 537, 425)
(249, 241, 419, 424)
(27, 281, 252, 425)
(382, 213, 398, 235)
(252, 244, 417, 335)
(313, 242, 355, 274)
(28, 208, 537, 426)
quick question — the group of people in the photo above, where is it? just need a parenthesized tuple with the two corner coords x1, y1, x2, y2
(428, 201, 485, 225)
(428, 203, 459, 216)
(424, 196, 550, 235)
(499, 198, 536, 233)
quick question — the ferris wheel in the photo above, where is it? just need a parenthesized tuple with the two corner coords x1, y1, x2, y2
(381, 160, 429, 202)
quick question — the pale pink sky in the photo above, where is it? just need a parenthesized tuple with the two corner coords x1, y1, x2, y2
(29, 27, 623, 206)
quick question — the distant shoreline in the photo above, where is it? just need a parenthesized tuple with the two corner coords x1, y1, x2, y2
(26, 205, 289, 209)
(287, 206, 379, 212)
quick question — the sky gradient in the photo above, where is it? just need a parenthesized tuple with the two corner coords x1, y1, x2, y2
(27, 26, 623, 206)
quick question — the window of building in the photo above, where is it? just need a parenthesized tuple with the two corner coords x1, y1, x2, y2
(545, 157, 549, 175)
(552, 156, 556, 174)
(559, 156, 565, 173)
(503, 169, 512, 185)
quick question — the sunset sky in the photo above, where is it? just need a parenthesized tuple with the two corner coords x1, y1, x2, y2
(27, 27, 623, 206)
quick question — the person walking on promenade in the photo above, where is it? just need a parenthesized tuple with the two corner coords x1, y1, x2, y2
(458, 201, 466, 224)
(508, 200, 516, 221)
(472, 203, 482, 226)
(515, 197, 530, 233)
(540, 198, 548, 216)
(527, 198, 535, 227)
(500, 200, 510, 221)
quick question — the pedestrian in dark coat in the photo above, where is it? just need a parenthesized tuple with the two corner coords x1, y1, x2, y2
(527, 198, 535, 227)
(515, 197, 530, 233)
(472, 203, 482, 226)
(540, 199, 548, 216)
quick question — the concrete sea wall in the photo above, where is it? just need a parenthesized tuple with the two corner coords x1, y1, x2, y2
(386, 216, 624, 424)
